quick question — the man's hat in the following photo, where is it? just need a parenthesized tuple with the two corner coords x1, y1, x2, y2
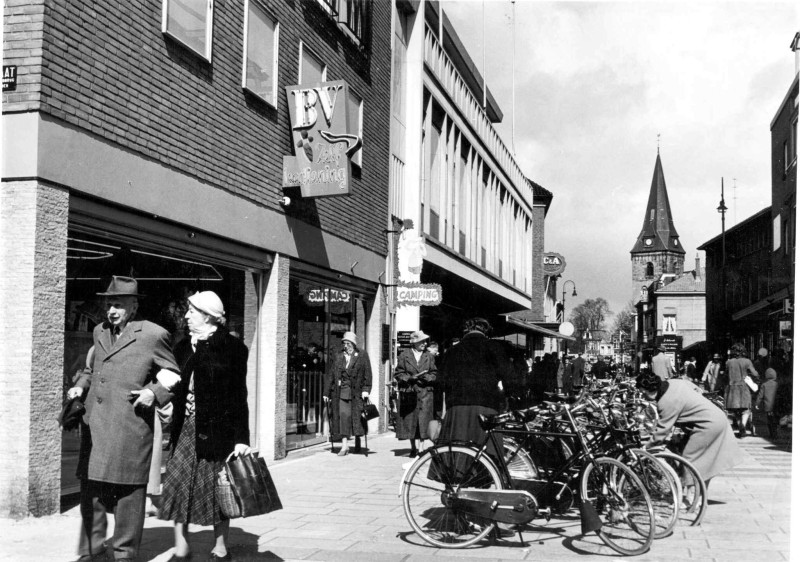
(713, 353, 722, 359)
(655, 344, 666, 352)
(409, 331, 430, 344)
(97, 276, 144, 297)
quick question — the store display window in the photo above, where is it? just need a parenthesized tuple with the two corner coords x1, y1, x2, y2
(287, 277, 366, 449)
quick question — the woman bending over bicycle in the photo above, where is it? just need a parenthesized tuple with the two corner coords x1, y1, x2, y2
(637, 371, 743, 490)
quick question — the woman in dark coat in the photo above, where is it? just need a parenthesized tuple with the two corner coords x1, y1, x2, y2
(324, 331, 373, 456)
(394, 330, 437, 457)
(724, 343, 759, 438)
(158, 291, 250, 561)
(439, 317, 513, 459)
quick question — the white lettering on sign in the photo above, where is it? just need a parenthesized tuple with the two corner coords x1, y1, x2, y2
(291, 85, 343, 129)
(543, 256, 562, 265)
(307, 288, 350, 304)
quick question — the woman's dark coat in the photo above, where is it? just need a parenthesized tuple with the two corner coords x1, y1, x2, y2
(394, 348, 437, 439)
(324, 349, 373, 440)
(170, 329, 250, 461)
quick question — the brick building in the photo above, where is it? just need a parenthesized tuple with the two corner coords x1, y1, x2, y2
(2, 0, 391, 517)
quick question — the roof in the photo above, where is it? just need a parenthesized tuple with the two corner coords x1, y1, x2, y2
(655, 268, 706, 294)
(529, 178, 553, 213)
(630, 153, 685, 255)
(697, 206, 771, 250)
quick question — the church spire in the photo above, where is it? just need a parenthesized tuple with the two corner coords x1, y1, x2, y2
(630, 152, 685, 255)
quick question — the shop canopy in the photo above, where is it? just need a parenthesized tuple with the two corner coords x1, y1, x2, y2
(496, 315, 576, 342)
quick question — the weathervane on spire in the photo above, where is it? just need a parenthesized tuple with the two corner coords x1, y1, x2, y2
(657, 133, 661, 154)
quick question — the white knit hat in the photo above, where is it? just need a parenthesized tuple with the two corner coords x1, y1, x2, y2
(342, 331, 358, 345)
(188, 291, 225, 319)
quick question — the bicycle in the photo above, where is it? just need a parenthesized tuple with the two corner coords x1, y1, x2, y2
(400, 402, 656, 555)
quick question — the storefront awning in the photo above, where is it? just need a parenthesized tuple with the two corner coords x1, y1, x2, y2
(502, 315, 576, 341)
(731, 287, 791, 321)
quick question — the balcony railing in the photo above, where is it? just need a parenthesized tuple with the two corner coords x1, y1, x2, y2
(423, 24, 531, 207)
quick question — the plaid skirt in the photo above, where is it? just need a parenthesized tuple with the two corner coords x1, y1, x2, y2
(158, 415, 226, 526)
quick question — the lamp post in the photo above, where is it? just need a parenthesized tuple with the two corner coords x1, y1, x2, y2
(561, 280, 577, 355)
(717, 178, 728, 348)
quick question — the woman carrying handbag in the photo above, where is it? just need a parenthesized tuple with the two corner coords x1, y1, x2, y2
(158, 291, 251, 561)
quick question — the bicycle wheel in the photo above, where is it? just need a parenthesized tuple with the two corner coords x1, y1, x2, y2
(503, 436, 538, 480)
(653, 451, 708, 526)
(617, 448, 680, 539)
(580, 457, 655, 556)
(402, 444, 503, 548)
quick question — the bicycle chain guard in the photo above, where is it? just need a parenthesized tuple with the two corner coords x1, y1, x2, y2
(450, 488, 538, 525)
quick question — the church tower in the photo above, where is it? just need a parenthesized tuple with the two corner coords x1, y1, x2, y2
(631, 151, 685, 301)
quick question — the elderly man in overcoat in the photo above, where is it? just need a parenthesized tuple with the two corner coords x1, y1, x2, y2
(68, 276, 180, 561)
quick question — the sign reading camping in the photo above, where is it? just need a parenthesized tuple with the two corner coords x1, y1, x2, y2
(395, 283, 443, 307)
(282, 80, 362, 198)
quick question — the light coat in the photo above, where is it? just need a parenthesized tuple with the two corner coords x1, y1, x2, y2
(77, 320, 178, 485)
(651, 379, 743, 481)
(724, 357, 758, 410)
(701, 360, 722, 392)
(394, 348, 437, 439)
(652, 352, 675, 380)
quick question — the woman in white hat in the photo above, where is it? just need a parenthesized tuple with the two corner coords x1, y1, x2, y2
(394, 330, 437, 457)
(323, 331, 373, 455)
(158, 291, 251, 561)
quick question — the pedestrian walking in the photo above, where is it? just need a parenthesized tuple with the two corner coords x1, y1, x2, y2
(323, 331, 373, 456)
(394, 330, 437, 457)
(683, 356, 699, 383)
(68, 276, 180, 561)
(158, 291, 251, 561)
(651, 345, 676, 380)
(755, 367, 779, 439)
(701, 353, 723, 392)
(724, 343, 759, 438)
(639, 372, 743, 490)
(438, 317, 513, 459)
(570, 351, 586, 391)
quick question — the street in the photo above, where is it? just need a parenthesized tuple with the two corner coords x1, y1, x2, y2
(0, 417, 792, 562)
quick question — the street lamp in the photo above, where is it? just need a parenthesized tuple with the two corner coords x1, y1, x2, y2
(717, 178, 728, 312)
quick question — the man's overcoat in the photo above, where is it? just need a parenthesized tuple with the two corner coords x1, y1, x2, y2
(77, 320, 178, 485)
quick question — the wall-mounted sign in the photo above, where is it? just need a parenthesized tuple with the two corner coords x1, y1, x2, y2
(282, 80, 362, 198)
(395, 283, 443, 307)
(303, 287, 351, 306)
(3, 66, 17, 92)
(543, 252, 566, 277)
(397, 330, 413, 349)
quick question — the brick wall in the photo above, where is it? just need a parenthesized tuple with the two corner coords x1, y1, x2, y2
(0, 181, 68, 517)
(530, 206, 545, 319)
(2, 0, 391, 255)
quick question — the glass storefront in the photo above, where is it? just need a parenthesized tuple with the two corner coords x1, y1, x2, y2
(61, 228, 257, 495)
(286, 277, 367, 449)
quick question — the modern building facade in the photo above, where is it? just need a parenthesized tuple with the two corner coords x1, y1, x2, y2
(2, 0, 391, 517)
(388, 0, 549, 354)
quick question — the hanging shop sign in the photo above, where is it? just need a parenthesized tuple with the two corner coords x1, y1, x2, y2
(282, 80, 362, 198)
(396, 283, 443, 307)
(543, 252, 566, 277)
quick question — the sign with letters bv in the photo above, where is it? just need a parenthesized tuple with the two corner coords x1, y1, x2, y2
(282, 80, 362, 198)
(542, 252, 566, 277)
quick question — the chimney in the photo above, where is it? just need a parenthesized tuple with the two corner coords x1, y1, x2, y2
(695, 253, 700, 273)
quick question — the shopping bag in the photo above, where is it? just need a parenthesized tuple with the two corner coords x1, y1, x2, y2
(744, 375, 758, 392)
(225, 452, 283, 517)
(362, 397, 379, 421)
(215, 468, 242, 519)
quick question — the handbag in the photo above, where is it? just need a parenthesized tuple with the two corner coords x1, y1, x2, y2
(223, 452, 283, 518)
(362, 397, 379, 421)
(744, 375, 758, 392)
(215, 468, 241, 518)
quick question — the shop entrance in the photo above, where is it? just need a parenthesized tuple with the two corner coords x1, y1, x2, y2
(287, 277, 366, 449)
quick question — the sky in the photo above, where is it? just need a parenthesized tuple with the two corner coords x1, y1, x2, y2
(441, 0, 799, 319)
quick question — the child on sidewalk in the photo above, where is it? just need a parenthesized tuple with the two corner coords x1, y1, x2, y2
(755, 368, 778, 439)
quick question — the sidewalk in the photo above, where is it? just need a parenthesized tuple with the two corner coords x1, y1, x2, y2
(1, 424, 792, 562)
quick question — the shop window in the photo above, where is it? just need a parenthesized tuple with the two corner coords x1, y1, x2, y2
(299, 42, 326, 84)
(287, 278, 364, 449)
(62, 230, 255, 495)
(242, 1, 279, 106)
(162, 0, 214, 61)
